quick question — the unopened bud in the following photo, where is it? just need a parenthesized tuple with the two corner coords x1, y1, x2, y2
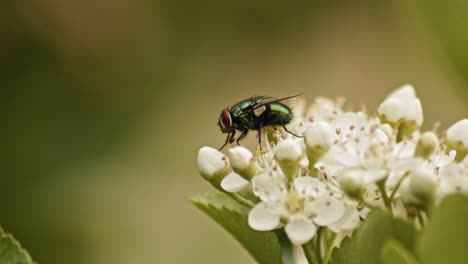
(446, 119, 468, 162)
(304, 122, 334, 169)
(197, 147, 231, 190)
(378, 84, 423, 141)
(275, 139, 303, 182)
(338, 169, 364, 200)
(415, 131, 438, 159)
(227, 146, 257, 180)
(409, 169, 436, 207)
(399, 177, 420, 208)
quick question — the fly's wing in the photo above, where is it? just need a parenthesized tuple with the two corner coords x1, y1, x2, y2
(234, 96, 270, 118)
(234, 94, 301, 119)
(250, 94, 302, 116)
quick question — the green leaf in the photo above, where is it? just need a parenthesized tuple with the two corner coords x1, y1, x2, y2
(381, 240, 419, 264)
(331, 210, 417, 264)
(0, 227, 35, 264)
(190, 192, 282, 264)
(418, 194, 468, 264)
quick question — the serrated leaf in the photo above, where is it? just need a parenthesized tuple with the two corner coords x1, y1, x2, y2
(331, 210, 417, 264)
(418, 194, 468, 264)
(190, 192, 282, 264)
(0, 227, 35, 264)
(381, 240, 419, 264)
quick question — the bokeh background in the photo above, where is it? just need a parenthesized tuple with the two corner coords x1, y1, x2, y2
(1, 1, 468, 263)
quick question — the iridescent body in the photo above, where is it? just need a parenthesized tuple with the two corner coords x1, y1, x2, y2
(218, 96, 300, 150)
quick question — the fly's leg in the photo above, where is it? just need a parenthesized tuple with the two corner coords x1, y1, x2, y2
(229, 132, 237, 144)
(257, 124, 263, 151)
(219, 131, 236, 150)
(236, 130, 248, 146)
(219, 132, 231, 150)
(282, 124, 303, 138)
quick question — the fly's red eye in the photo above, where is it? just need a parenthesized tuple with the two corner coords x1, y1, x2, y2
(220, 109, 232, 129)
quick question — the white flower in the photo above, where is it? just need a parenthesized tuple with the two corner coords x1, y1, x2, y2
(248, 175, 345, 245)
(438, 163, 468, 199)
(197, 147, 230, 180)
(447, 119, 468, 148)
(378, 84, 423, 127)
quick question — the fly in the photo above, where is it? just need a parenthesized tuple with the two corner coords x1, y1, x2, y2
(218, 95, 302, 150)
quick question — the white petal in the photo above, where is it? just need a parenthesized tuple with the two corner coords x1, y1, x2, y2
(435, 150, 456, 167)
(332, 112, 365, 132)
(393, 141, 416, 159)
(252, 174, 286, 202)
(221, 172, 249, 192)
(361, 169, 388, 184)
(308, 196, 345, 226)
(328, 204, 360, 233)
(285, 220, 317, 245)
(227, 146, 253, 171)
(248, 203, 281, 231)
(318, 145, 361, 173)
(197, 146, 229, 179)
(294, 176, 327, 198)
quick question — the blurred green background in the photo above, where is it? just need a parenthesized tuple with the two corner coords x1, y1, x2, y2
(1, 1, 468, 263)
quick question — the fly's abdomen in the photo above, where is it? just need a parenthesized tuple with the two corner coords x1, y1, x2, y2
(261, 102, 293, 126)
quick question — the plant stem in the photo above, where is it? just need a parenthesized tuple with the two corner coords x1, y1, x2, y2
(389, 172, 410, 202)
(416, 210, 426, 228)
(302, 239, 318, 264)
(377, 181, 393, 214)
(315, 228, 323, 263)
(323, 232, 337, 264)
(229, 193, 255, 208)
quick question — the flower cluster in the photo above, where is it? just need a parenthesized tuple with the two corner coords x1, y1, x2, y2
(197, 84, 468, 248)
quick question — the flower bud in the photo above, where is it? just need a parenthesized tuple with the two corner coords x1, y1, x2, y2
(304, 122, 334, 169)
(197, 147, 231, 190)
(227, 146, 257, 180)
(378, 84, 423, 141)
(337, 169, 364, 200)
(399, 177, 420, 208)
(446, 119, 468, 162)
(415, 131, 439, 159)
(275, 139, 303, 182)
(409, 169, 437, 207)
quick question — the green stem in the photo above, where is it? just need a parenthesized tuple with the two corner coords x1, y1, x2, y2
(302, 239, 318, 264)
(389, 172, 410, 202)
(315, 228, 323, 263)
(229, 193, 255, 208)
(377, 181, 393, 214)
(416, 211, 425, 228)
(323, 232, 337, 264)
